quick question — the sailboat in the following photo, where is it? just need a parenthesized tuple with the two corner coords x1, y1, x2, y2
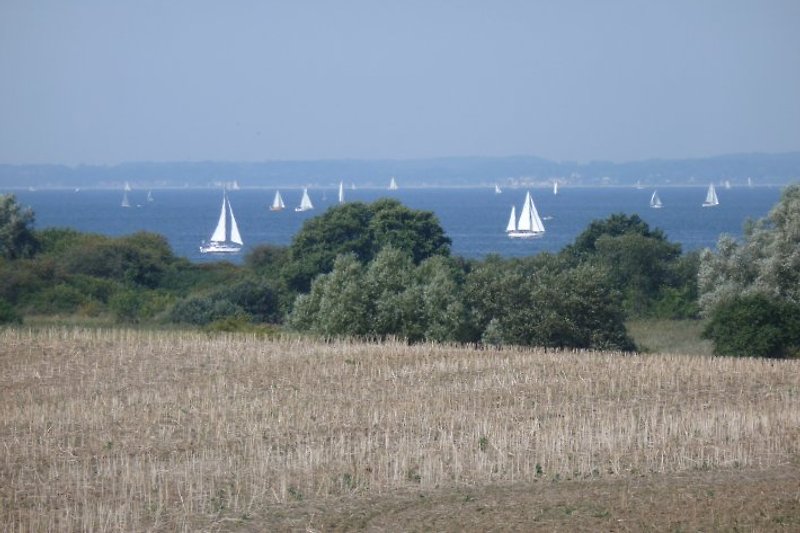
(506, 191, 545, 238)
(553, 181, 559, 195)
(388, 177, 398, 190)
(702, 183, 719, 207)
(121, 190, 131, 208)
(124, 181, 132, 192)
(338, 181, 345, 204)
(295, 188, 314, 212)
(747, 177, 753, 188)
(495, 184, 502, 194)
(200, 191, 243, 253)
(147, 190, 154, 203)
(270, 190, 285, 211)
(650, 190, 663, 209)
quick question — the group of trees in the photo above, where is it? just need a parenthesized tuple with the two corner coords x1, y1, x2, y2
(3, 186, 798, 358)
(698, 184, 800, 358)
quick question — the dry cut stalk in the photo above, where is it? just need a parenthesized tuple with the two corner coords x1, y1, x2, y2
(1, 327, 798, 531)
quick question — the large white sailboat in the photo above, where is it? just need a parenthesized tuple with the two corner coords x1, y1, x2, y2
(388, 177, 398, 190)
(506, 191, 545, 238)
(270, 190, 285, 211)
(295, 188, 314, 212)
(650, 190, 663, 209)
(200, 192, 243, 253)
(702, 183, 719, 207)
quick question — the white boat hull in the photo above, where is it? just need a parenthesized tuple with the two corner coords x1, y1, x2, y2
(702, 202, 718, 208)
(507, 230, 545, 239)
(199, 242, 241, 254)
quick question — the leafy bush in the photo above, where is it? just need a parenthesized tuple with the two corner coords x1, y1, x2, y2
(284, 200, 450, 292)
(0, 297, 21, 324)
(702, 294, 800, 358)
(0, 194, 39, 260)
(168, 295, 246, 326)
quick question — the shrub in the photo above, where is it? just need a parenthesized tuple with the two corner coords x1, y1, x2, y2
(702, 294, 800, 358)
(0, 298, 21, 324)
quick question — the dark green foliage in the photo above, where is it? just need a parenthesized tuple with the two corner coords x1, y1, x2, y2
(702, 294, 800, 358)
(561, 213, 694, 319)
(61, 231, 176, 288)
(565, 213, 669, 258)
(284, 200, 450, 292)
(0, 297, 21, 324)
(0, 194, 39, 260)
(169, 295, 246, 326)
(465, 255, 635, 351)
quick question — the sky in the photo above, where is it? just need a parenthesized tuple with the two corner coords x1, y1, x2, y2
(1, 0, 799, 165)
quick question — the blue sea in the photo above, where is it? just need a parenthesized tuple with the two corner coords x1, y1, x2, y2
(9, 186, 785, 263)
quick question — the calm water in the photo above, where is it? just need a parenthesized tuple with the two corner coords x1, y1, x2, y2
(9, 186, 784, 263)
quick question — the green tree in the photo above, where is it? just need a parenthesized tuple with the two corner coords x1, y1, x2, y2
(0, 194, 39, 260)
(699, 184, 800, 315)
(289, 254, 370, 336)
(465, 254, 635, 351)
(284, 200, 450, 292)
(702, 294, 800, 358)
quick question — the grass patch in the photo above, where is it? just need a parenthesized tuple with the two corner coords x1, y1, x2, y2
(627, 318, 714, 356)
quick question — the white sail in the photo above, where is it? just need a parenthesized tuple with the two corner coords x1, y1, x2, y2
(748, 177, 753, 187)
(124, 181, 132, 192)
(147, 190, 154, 202)
(553, 181, 558, 195)
(389, 177, 398, 190)
(338, 181, 345, 203)
(495, 184, 502, 194)
(506, 206, 516, 232)
(271, 190, 285, 211)
(650, 190, 663, 208)
(228, 198, 243, 245)
(703, 183, 719, 207)
(210, 195, 227, 242)
(507, 191, 545, 238)
(295, 188, 314, 211)
(121, 191, 130, 208)
(200, 192, 242, 253)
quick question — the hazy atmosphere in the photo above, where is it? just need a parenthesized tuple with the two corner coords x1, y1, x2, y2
(1, 0, 799, 165)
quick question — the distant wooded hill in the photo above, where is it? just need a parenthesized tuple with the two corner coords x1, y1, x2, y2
(2, 152, 799, 188)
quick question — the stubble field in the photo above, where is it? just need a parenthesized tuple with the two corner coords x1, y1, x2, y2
(1, 327, 799, 531)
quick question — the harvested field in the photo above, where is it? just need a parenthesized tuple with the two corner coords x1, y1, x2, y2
(1, 327, 799, 531)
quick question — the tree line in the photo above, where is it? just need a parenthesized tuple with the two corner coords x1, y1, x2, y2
(2, 187, 799, 357)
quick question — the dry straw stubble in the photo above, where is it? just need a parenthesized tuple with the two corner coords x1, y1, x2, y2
(1, 327, 798, 530)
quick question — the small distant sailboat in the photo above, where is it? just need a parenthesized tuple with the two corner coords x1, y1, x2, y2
(270, 190, 285, 211)
(121, 190, 131, 208)
(635, 180, 644, 190)
(506, 191, 545, 239)
(495, 184, 502, 194)
(338, 181, 345, 204)
(553, 181, 559, 195)
(650, 190, 663, 209)
(747, 177, 753, 188)
(388, 177, 398, 190)
(200, 191, 243, 253)
(124, 181, 132, 192)
(295, 188, 314, 212)
(724, 180, 732, 190)
(702, 183, 719, 207)
(351, 183, 356, 190)
(147, 190, 154, 203)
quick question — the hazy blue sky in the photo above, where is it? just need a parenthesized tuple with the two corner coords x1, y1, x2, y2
(1, 0, 799, 165)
